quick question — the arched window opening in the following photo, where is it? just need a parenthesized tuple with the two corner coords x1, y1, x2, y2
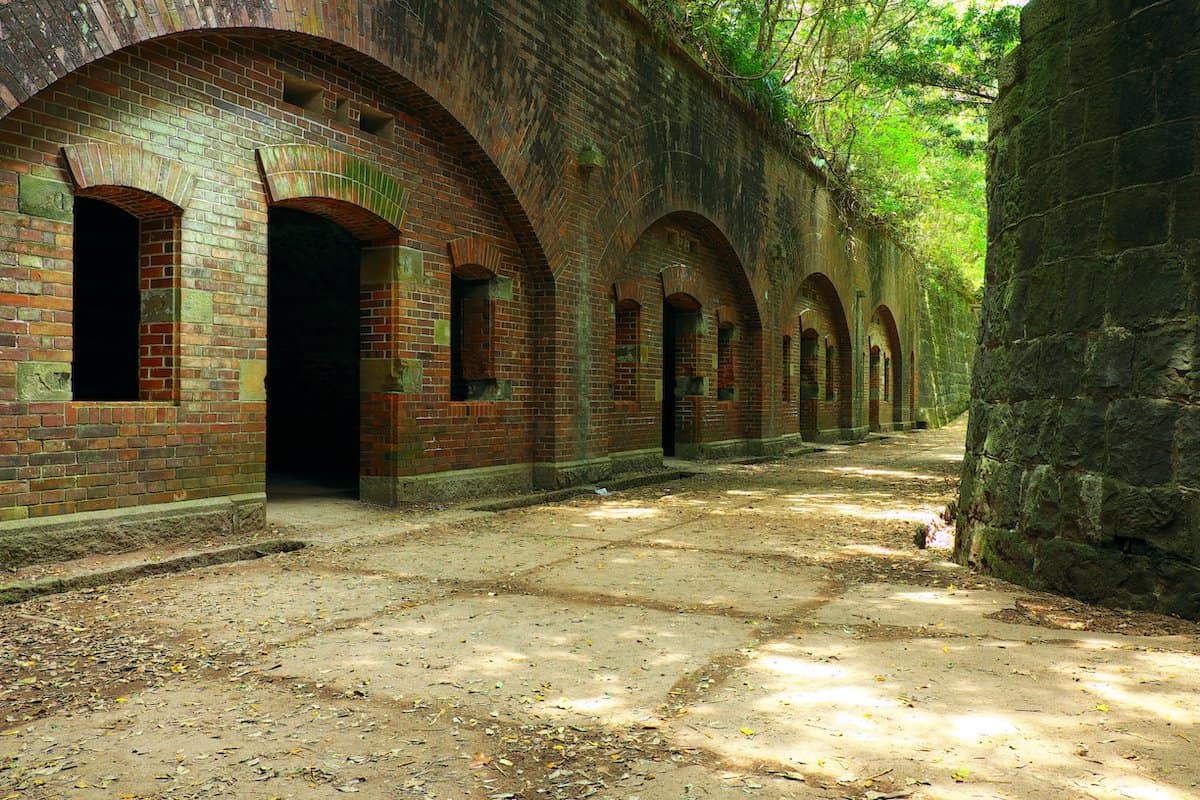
(824, 342, 836, 401)
(73, 198, 139, 400)
(869, 344, 882, 431)
(717, 321, 736, 401)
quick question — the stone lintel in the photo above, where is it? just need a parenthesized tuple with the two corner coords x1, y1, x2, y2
(362, 245, 425, 286)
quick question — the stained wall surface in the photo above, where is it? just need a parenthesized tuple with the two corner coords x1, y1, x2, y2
(0, 0, 921, 559)
(959, 0, 1200, 617)
(919, 273, 977, 428)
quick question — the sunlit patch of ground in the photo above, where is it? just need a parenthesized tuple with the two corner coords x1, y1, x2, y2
(4, 417, 1199, 799)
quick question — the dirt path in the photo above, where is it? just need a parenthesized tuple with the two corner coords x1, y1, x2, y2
(3, 420, 1199, 799)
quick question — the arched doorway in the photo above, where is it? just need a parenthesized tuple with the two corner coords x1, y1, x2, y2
(910, 350, 917, 427)
(661, 290, 702, 456)
(795, 273, 853, 439)
(868, 345, 881, 431)
(868, 305, 904, 431)
(267, 207, 363, 496)
(607, 212, 761, 462)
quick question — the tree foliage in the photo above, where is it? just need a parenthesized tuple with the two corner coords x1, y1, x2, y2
(641, 0, 1021, 286)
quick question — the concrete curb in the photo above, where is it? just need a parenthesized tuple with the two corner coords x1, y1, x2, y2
(0, 539, 306, 605)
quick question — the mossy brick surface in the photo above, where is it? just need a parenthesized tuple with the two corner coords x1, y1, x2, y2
(0, 0, 924, 547)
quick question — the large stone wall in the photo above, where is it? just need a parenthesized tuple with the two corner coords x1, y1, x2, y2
(918, 271, 977, 427)
(958, 0, 1200, 617)
(0, 0, 923, 562)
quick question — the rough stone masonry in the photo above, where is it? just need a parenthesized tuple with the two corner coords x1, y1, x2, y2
(958, 0, 1200, 618)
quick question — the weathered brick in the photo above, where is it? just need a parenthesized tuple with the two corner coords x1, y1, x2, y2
(0, 0, 920, 531)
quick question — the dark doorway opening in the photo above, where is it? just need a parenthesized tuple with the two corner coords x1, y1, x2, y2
(799, 330, 819, 437)
(869, 346, 881, 432)
(267, 207, 361, 497)
(73, 197, 140, 401)
(661, 301, 678, 457)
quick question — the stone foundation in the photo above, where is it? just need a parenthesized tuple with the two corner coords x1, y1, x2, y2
(0, 495, 266, 569)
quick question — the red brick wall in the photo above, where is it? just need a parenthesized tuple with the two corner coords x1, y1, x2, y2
(796, 274, 853, 435)
(138, 215, 180, 403)
(869, 307, 903, 429)
(608, 215, 762, 454)
(0, 33, 543, 517)
(613, 301, 639, 403)
(0, 0, 924, 524)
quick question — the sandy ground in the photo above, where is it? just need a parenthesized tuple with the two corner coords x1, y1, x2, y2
(3, 419, 1200, 800)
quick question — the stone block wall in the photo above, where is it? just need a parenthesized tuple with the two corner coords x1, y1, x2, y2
(918, 271, 977, 427)
(958, 0, 1200, 617)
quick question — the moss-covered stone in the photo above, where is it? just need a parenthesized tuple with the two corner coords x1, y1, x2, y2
(16, 361, 71, 401)
(961, 0, 1200, 619)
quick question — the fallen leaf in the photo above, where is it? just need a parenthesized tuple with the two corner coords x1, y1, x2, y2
(770, 771, 805, 781)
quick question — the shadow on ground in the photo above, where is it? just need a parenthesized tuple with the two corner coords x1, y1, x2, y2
(3, 418, 1199, 800)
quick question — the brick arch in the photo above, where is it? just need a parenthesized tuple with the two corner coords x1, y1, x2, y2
(611, 211, 765, 452)
(62, 142, 197, 217)
(797, 272, 853, 433)
(256, 145, 405, 243)
(0, 5, 556, 279)
(594, 119, 769, 312)
(653, 212, 761, 326)
(449, 235, 504, 280)
(870, 303, 905, 425)
(870, 304, 903, 350)
(613, 280, 643, 309)
(660, 264, 705, 311)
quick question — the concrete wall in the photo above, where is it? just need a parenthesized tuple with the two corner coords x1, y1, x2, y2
(0, 0, 923, 562)
(959, 0, 1200, 617)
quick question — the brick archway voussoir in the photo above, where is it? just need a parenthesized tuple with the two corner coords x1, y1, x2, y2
(660, 263, 706, 308)
(62, 142, 197, 216)
(448, 235, 504, 279)
(256, 144, 408, 242)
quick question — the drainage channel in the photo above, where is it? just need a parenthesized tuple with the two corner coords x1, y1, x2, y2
(0, 539, 307, 605)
